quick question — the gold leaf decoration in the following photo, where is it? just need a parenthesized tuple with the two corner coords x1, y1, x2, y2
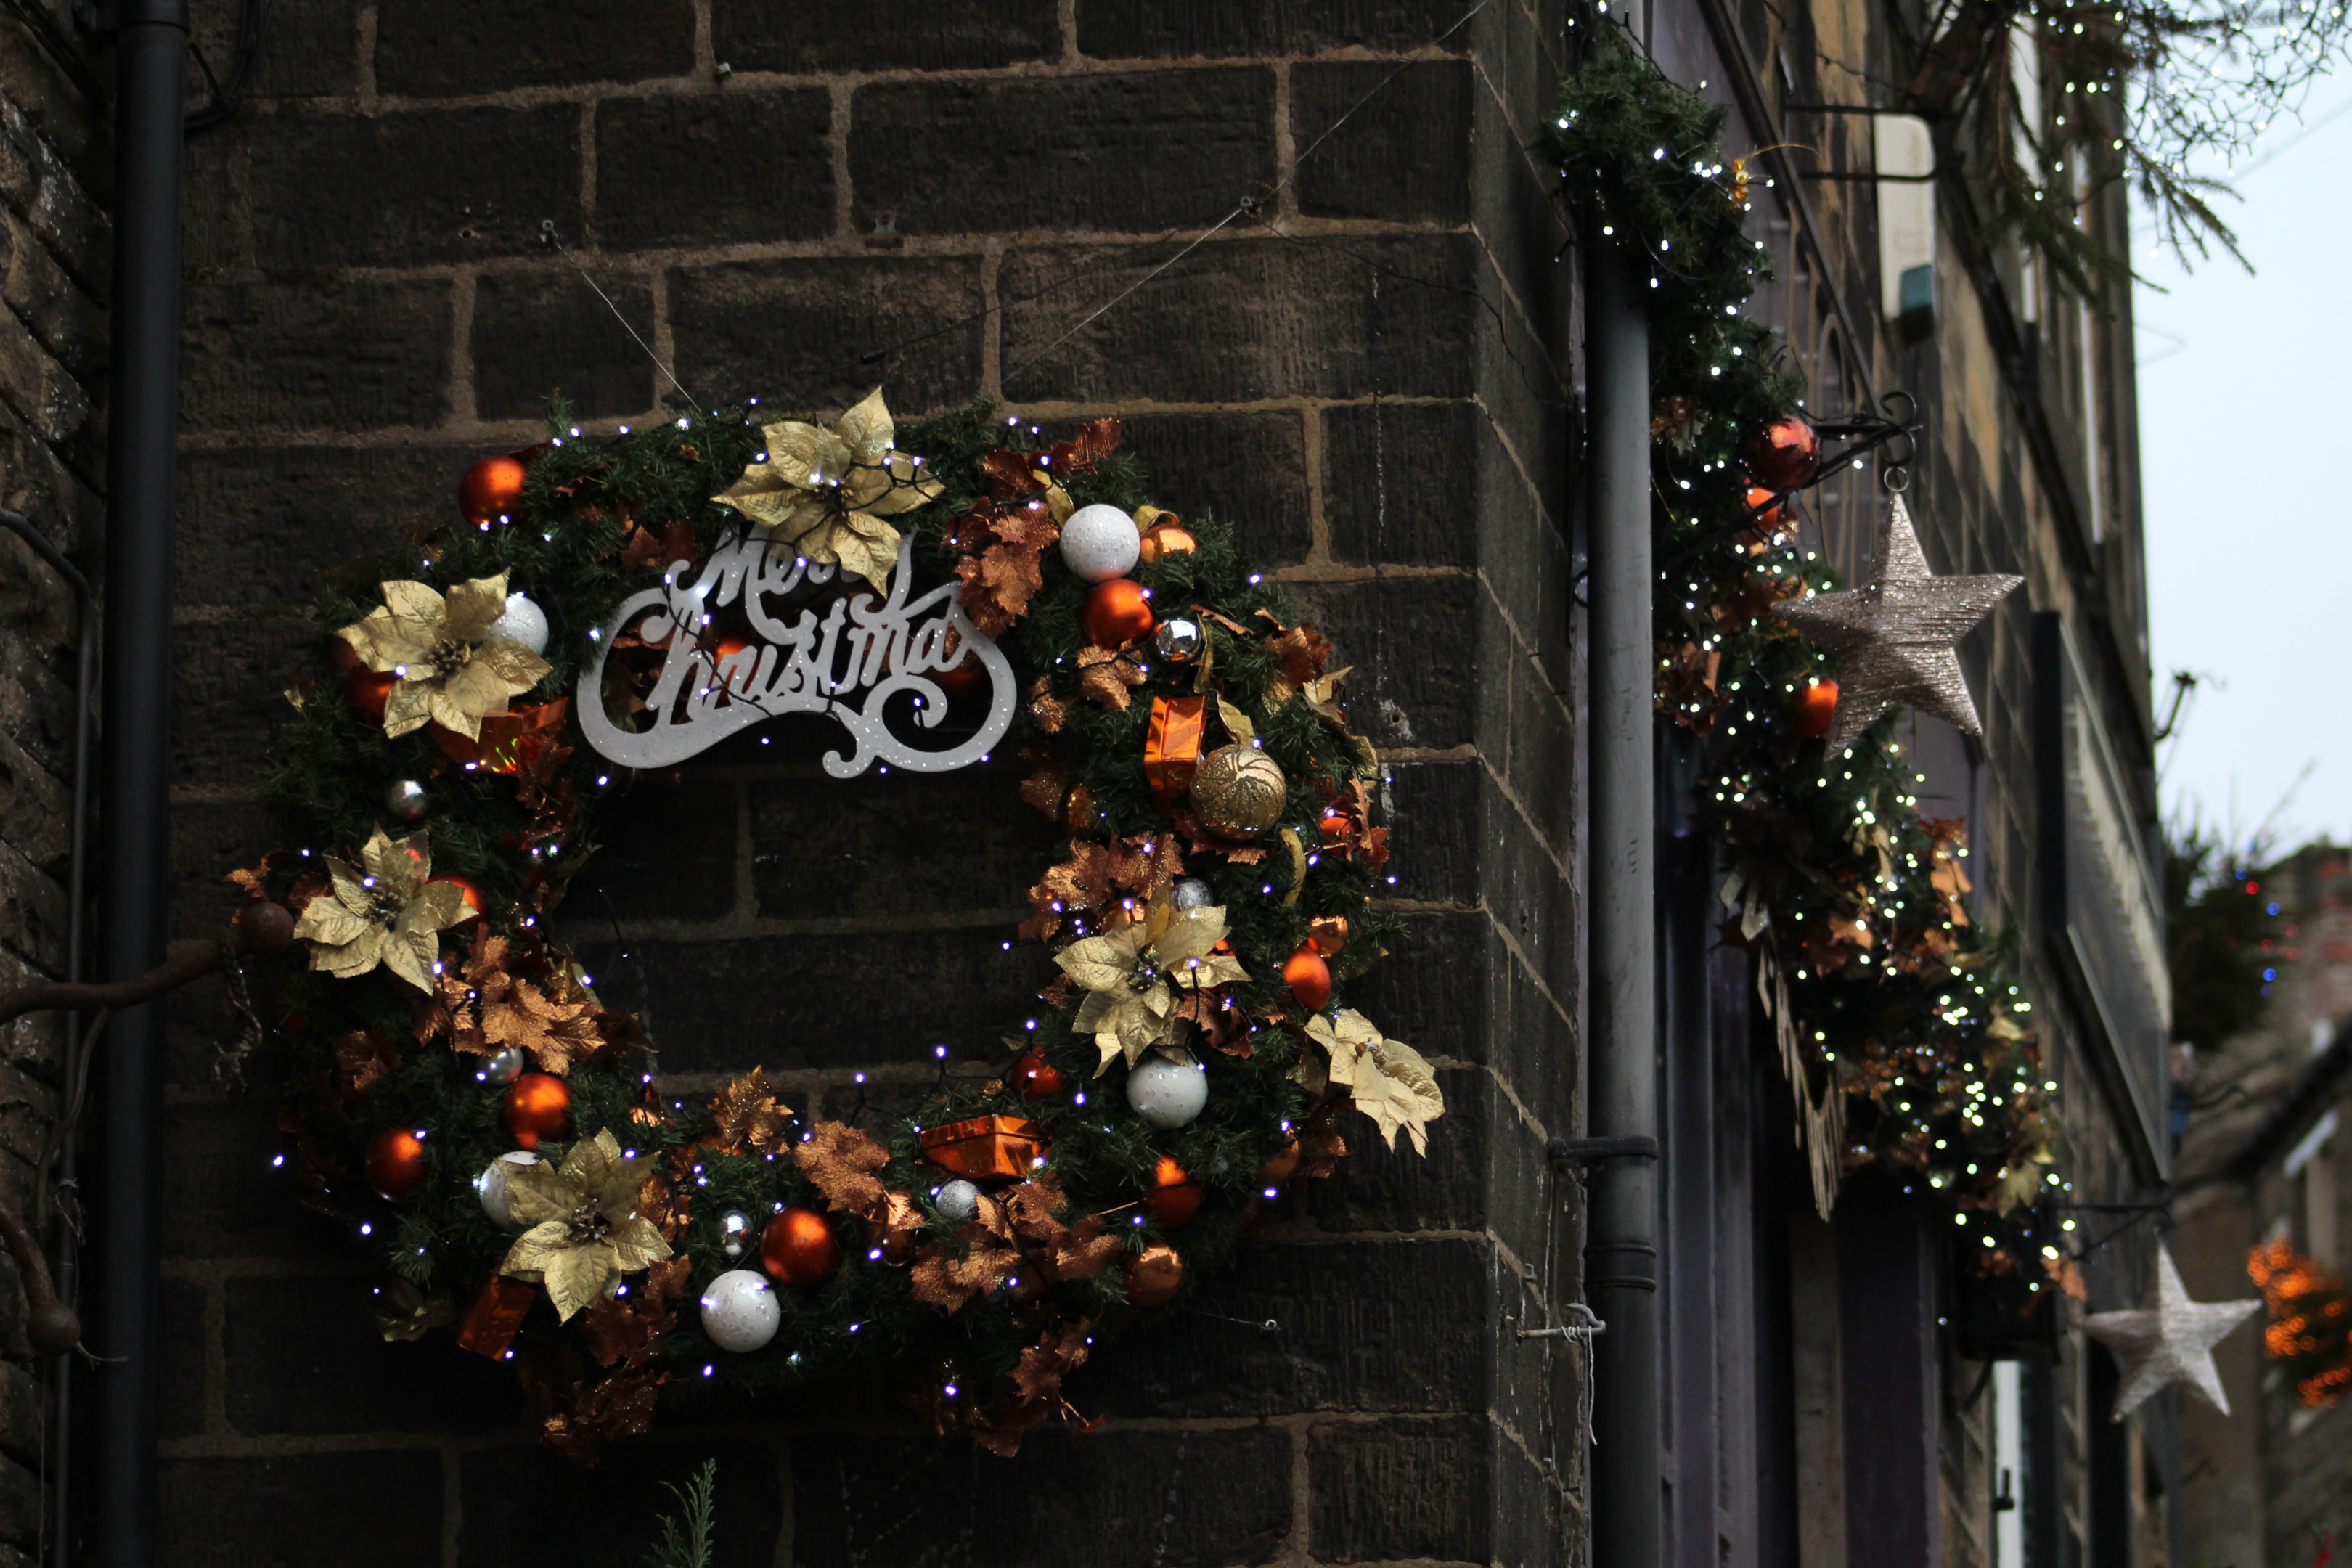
(290, 826, 471, 992)
(711, 387, 942, 589)
(338, 571, 553, 740)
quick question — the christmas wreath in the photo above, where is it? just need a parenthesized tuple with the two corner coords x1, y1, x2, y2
(1545, 41, 2067, 1270)
(236, 393, 1437, 1459)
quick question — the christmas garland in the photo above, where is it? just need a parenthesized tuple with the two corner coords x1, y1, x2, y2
(1545, 42, 2064, 1266)
(236, 395, 1437, 1460)
(2249, 1239, 2352, 1408)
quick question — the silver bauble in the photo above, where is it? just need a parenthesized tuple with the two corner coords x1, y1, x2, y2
(384, 778, 429, 822)
(698, 1268, 783, 1353)
(474, 1150, 540, 1228)
(1127, 1052, 1209, 1130)
(934, 1178, 982, 1225)
(719, 1209, 754, 1259)
(476, 1045, 526, 1087)
(1171, 877, 1215, 911)
(486, 591, 551, 656)
(1152, 616, 1204, 663)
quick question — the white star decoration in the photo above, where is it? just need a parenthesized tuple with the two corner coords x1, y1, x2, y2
(2081, 1247, 2260, 1421)
(1772, 495, 2022, 754)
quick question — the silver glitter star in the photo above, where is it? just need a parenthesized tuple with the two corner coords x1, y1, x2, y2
(2081, 1246, 2259, 1421)
(1772, 495, 2022, 753)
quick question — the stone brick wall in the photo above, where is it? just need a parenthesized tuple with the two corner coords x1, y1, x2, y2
(160, 2, 1583, 1563)
(0, 5, 104, 1561)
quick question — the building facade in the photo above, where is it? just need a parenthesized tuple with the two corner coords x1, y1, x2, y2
(0, 0, 2179, 1564)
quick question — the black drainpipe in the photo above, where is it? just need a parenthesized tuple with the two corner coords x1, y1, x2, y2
(1584, 232, 1661, 1568)
(95, 3, 187, 1564)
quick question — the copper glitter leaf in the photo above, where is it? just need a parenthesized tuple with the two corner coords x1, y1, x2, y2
(707, 1067, 793, 1156)
(792, 1120, 889, 1220)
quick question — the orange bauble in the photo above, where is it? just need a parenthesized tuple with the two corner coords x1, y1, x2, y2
(1082, 579, 1155, 649)
(346, 668, 396, 722)
(1744, 486, 1786, 535)
(459, 452, 530, 528)
(1012, 1050, 1069, 1101)
(364, 1127, 428, 1203)
(1258, 1139, 1302, 1188)
(761, 1207, 841, 1286)
(500, 1072, 570, 1149)
(1283, 942, 1332, 1012)
(1791, 679, 1840, 741)
(1742, 413, 1820, 491)
(429, 875, 486, 924)
(1143, 1156, 1202, 1228)
(1124, 1241, 1185, 1307)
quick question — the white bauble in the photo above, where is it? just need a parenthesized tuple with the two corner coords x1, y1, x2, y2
(1058, 504, 1140, 583)
(1127, 1053, 1209, 1130)
(473, 1150, 540, 1228)
(934, 1178, 982, 1225)
(486, 592, 550, 655)
(698, 1268, 782, 1353)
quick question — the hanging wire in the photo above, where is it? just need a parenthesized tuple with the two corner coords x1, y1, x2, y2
(539, 220, 706, 417)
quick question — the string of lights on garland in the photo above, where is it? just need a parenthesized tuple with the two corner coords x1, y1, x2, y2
(232, 392, 1440, 1461)
(1544, 38, 2072, 1282)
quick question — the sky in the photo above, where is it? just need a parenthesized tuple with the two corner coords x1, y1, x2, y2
(2136, 84, 2352, 854)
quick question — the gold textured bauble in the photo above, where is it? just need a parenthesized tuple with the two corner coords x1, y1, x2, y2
(1188, 744, 1286, 838)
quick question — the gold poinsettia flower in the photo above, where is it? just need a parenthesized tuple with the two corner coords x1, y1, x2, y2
(1055, 897, 1249, 1075)
(290, 826, 472, 992)
(711, 387, 942, 590)
(1308, 1008, 1445, 1156)
(497, 1128, 674, 1322)
(339, 571, 553, 740)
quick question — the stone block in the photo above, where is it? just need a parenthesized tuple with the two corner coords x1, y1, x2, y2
(375, 0, 696, 95)
(224, 1274, 520, 1434)
(571, 927, 1047, 1074)
(160, 1275, 208, 1440)
(0, 98, 105, 288)
(190, 0, 360, 99)
(161, 1099, 324, 1259)
(1346, 909, 1489, 1063)
(1381, 756, 1479, 908)
(459, 1439, 785, 1566)
(0, 1360, 35, 1468)
(0, 207, 102, 381)
(570, 775, 740, 923)
(0, 314, 93, 462)
(181, 277, 454, 433)
(669, 254, 985, 416)
(714, 0, 1061, 72)
(1293, 60, 1471, 225)
(1076, 0, 1470, 58)
(0, 721, 68, 872)
(849, 69, 1274, 237)
(170, 617, 320, 791)
(249, 104, 582, 270)
(1307, 1413, 1493, 1564)
(1072, 1234, 1491, 1417)
(159, 1450, 443, 1568)
(0, 839, 63, 971)
(745, 765, 1054, 922)
(1323, 399, 1480, 570)
(0, 1452, 37, 1551)
(1066, 410, 1312, 567)
(176, 444, 479, 611)
(595, 89, 833, 252)
(998, 234, 1475, 405)
(1309, 1063, 1487, 1232)
(792, 1425, 1291, 1568)
(473, 268, 656, 422)
(1289, 573, 1478, 751)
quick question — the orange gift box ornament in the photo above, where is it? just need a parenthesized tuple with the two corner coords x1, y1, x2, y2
(918, 1114, 1049, 1183)
(455, 1273, 537, 1359)
(430, 697, 571, 775)
(1144, 695, 1207, 810)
